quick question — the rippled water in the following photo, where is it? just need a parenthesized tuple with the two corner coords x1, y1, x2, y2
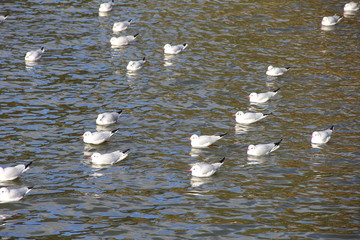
(0, 0, 359, 239)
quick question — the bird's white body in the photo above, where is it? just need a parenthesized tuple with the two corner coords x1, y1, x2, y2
(321, 15, 343, 26)
(163, 43, 188, 54)
(90, 149, 130, 165)
(99, 0, 114, 12)
(266, 65, 290, 76)
(344, 1, 359, 11)
(25, 47, 45, 61)
(0, 162, 32, 181)
(96, 111, 122, 125)
(0, 15, 8, 23)
(113, 19, 132, 32)
(188, 158, 225, 177)
(127, 57, 146, 71)
(189, 133, 227, 148)
(248, 89, 279, 103)
(311, 126, 334, 144)
(110, 34, 138, 46)
(82, 129, 118, 144)
(234, 111, 269, 124)
(0, 187, 32, 203)
(247, 139, 283, 156)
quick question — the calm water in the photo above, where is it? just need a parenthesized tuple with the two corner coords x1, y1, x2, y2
(0, 0, 359, 239)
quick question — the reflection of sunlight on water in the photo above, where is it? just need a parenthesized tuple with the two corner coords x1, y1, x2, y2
(189, 176, 214, 187)
(321, 25, 335, 31)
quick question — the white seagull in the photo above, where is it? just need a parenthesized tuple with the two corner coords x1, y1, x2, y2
(247, 139, 283, 156)
(266, 65, 290, 76)
(113, 19, 132, 32)
(96, 110, 123, 126)
(189, 133, 227, 148)
(89, 149, 130, 165)
(0, 186, 32, 203)
(99, 0, 114, 12)
(321, 15, 343, 26)
(127, 57, 146, 71)
(25, 47, 45, 61)
(344, 1, 360, 12)
(163, 43, 188, 54)
(248, 88, 280, 103)
(0, 162, 32, 181)
(311, 125, 334, 144)
(110, 33, 139, 46)
(233, 111, 271, 124)
(188, 157, 225, 177)
(82, 129, 119, 144)
(0, 14, 8, 23)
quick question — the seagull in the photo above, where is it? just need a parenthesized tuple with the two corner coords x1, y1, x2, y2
(321, 15, 343, 26)
(89, 149, 130, 165)
(82, 129, 119, 144)
(0, 14, 8, 23)
(0, 186, 33, 203)
(163, 43, 188, 54)
(188, 157, 225, 177)
(110, 33, 139, 46)
(0, 162, 32, 181)
(266, 66, 290, 76)
(127, 57, 146, 71)
(248, 88, 280, 103)
(311, 125, 334, 144)
(233, 111, 271, 124)
(189, 133, 227, 148)
(113, 19, 132, 32)
(99, 0, 114, 12)
(25, 47, 45, 61)
(344, 1, 360, 12)
(247, 139, 283, 156)
(96, 110, 123, 126)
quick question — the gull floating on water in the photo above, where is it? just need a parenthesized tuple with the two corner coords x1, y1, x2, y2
(163, 43, 188, 54)
(96, 110, 123, 126)
(188, 157, 225, 177)
(89, 149, 130, 165)
(110, 33, 139, 46)
(0, 15, 8, 23)
(0, 186, 32, 203)
(82, 129, 119, 144)
(99, 0, 114, 12)
(266, 65, 290, 76)
(0, 162, 32, 181)
(113, 19, 132, 32)
(233, 111, 271, 124)
(248, 88, 280, 103)
(189, 133, 227, 148)
(127, 57, 146, 71)
(321, 15, 343, 26)
(344, 1, 359, 12)
(247, 139, 283, 156)
(25, 47, 45, 61)
(311, 125, 334, 144)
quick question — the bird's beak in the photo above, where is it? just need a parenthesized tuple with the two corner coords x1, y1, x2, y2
(232, 114, 236, 116)
(187, 169, 192, 172)
(80, 135, 84, 137)
(187, 138, 191, 140)
(246, 95, 250, 98)
(88, 157, 92, 159)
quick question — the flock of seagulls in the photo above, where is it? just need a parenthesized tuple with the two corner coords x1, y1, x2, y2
(0, 0, 357, 202)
